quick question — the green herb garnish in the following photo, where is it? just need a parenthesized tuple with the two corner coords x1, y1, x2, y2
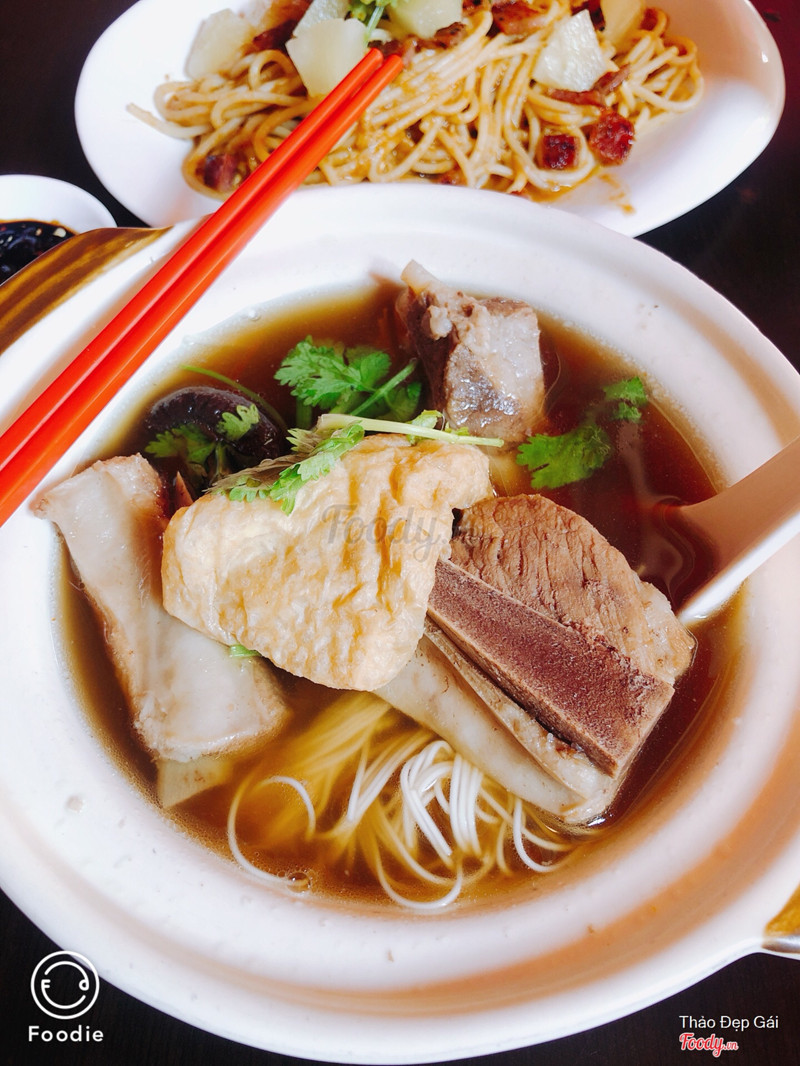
(221, 421, 366, 514)
(318, 411, 504, 449)
(516, 377, 648, 489)
(216, 403, 261, 441)
(181, 363, 288, 436)
(228, 644, 260, 658)
(600, 376, 648, 422)
(216, 407, 501, 514)
(145, 403, 262, 485)
(215, 337, 505, 514)
(350, 0, 394, 36)
(517, 424, 611, 489)
(146, 422, 217, 464)
(275, 338, 421, 424)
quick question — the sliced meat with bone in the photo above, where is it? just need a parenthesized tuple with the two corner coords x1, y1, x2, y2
(396, 261, 545, 441)
(427, 494, 694, 780)
(429, 558, 671, 777)
(377, 621, 619, 824)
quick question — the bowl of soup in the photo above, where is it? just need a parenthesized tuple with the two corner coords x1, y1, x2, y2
(1, 184, 799, 1061)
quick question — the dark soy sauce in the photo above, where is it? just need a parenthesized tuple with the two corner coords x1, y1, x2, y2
(0, 219, 75, 280)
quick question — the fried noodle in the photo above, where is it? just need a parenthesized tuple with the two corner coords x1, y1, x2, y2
(128, 1, 702, 202)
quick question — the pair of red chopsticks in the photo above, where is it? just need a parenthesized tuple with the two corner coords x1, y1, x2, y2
(0, 48, 402, 529)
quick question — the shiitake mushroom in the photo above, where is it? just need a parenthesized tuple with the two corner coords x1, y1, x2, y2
(143, 384, 285, 498)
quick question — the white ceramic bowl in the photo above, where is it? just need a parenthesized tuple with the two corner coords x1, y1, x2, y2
(0, 173, 115, 231)
(1, 185, 799, 1061)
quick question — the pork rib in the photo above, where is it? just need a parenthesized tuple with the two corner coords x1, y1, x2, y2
(449, 494, 694, 685)
(429, 558, 671, 777)
(396, 261, 545, 441)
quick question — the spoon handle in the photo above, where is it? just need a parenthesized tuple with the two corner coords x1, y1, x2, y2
(672, 433, 800, 623)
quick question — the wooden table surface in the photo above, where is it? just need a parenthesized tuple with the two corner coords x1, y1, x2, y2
(2, 2, 799, 1063)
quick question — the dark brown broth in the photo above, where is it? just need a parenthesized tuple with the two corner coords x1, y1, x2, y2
(62, 283, 739, 904)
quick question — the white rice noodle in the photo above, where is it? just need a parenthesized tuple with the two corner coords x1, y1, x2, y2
(227, 693, 588, 910)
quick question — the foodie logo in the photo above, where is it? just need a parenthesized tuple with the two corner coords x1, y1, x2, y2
(30, 951, 100, 1020)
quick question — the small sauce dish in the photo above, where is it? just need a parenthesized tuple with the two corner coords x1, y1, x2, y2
(0, 174, 116, 280)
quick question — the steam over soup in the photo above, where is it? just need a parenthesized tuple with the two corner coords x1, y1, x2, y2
(42, 267, 738, 909)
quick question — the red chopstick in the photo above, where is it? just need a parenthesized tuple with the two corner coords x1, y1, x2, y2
(0, 48, 402, 528)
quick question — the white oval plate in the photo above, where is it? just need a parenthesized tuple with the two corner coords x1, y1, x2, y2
(1, 185, 800, 1061)
(74, 0, 785, 233)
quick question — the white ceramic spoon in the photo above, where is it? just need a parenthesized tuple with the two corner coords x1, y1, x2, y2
(663, 434, 800, 625)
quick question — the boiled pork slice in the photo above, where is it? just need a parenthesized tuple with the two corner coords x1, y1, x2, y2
(36, 455, 291, 804)
(396, 261, 545, 441)
(161, 434, 493, 690)
(449, 494, 695, 686)
(427, 494, 695, 781)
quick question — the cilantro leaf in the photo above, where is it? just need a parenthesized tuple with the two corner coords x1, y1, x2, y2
(516, 377, 648, 489)
(275, 339, 366, 411)
(405, 409, 439, 433)
(384, 380, 422, 422)
(145, 424, 217, 465)
(602, 376, 647, 422)
(145, 405, 265, 491)
(275, 337, 421, 421)
(180, 364, 289, 436)
(345, 346, 392, 391)
(216, 403, 261, 442)
(224, 422, 366, 514)
(517, 424, 611, 488)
